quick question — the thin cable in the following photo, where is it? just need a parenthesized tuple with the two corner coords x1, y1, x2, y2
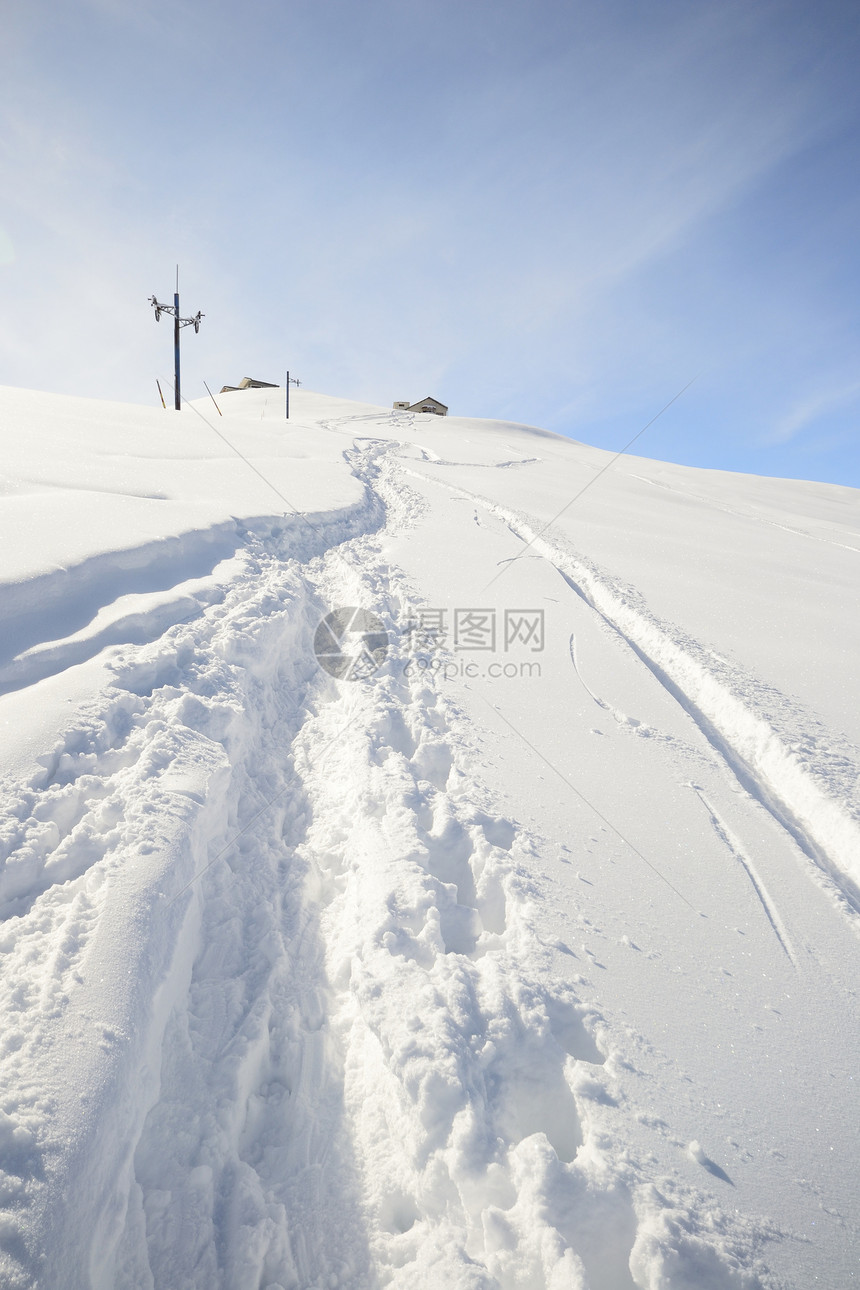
(474, 690, 700, 914)
(483, 376, 698, 590)
(166, 377, 324, 527)
(167, 378, 403, 607)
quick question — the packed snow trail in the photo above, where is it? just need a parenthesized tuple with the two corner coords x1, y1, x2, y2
(0, 387, 857, 1287)
(0, 503, 383, 1288)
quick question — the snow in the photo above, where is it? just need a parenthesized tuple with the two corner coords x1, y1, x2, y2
(0, 382, 858, 1288)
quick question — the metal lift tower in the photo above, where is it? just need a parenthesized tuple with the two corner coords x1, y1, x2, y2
(149, 267, 203, 410)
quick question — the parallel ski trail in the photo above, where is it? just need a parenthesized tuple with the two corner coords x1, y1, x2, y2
(402, 463, 860, 928)
(691, 786, 798, 967)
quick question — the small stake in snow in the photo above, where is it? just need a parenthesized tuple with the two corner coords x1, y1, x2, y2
(285, 370, 302, 420)
(156, 379, 166, 409)
(149, 265, 204, 411)
(203, 380, 222, 416)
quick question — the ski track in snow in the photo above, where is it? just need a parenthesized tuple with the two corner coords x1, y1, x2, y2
(0, 416, 819, 1288)
(568, 629, 798, 965)
(688, 788, 797, 968)
(404, 466, 860, 933)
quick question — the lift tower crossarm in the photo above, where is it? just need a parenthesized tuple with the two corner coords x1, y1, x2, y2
(149, 298, 204, 330)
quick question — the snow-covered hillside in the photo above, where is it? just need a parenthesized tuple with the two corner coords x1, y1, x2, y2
(0, 384, 857, 1290)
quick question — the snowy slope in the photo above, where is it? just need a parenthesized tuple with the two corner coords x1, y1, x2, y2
(0, 384, 857, 1290)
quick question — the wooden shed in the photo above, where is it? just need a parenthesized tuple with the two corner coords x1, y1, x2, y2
(393, 396, 448, 416)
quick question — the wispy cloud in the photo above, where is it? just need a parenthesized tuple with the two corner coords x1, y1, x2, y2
(768, 381, 860, 445)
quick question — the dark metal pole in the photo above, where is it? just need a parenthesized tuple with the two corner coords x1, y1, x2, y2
(286, 370, 290, 420)
(150, 269, 201, 407)
(173, 289, 181, 410)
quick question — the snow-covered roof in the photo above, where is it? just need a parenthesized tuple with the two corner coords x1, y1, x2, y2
(220, 376, 281, 392)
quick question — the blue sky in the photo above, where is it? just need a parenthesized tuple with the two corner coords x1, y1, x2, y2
(2, 0, 859, 484)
